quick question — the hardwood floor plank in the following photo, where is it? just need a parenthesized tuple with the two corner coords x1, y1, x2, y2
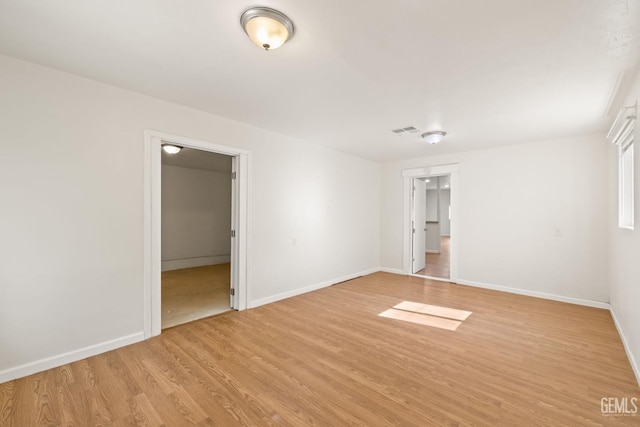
(125, 392, 165, 427)
(89, 353, 141, 425)
(167, 386, 209, 425)
(71, 359, 114, 426)
(54, 365, 80, 427)
(35, 371, 58, 427)
(183, 324, 325, 426)
(161, 336, 278, 426)
(12, 375, 35, 427)
(162, 264, 231, 329)
(0, 380, 15, 426)
(202, 317, 390, 426)
(150, 330, 288, 426)
(156, 333, 265, 425)
(116, 344, 206, 427)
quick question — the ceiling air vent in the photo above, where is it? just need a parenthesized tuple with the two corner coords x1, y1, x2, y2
(391, 126, 421, 136)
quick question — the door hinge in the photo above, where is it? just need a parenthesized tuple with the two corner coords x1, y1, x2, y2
(412, 228, 415, 233)
(231, 230, 236, 237)
(230, 288, 235, 296)
(232, 172, 237, 180)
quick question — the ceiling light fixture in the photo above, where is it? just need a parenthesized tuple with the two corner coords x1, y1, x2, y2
(240, 7, 295, 51)
(162, 144, 183, 154)
(421, 131, 447, 144)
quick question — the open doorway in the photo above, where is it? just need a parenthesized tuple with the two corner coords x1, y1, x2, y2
(144, 130, 249, 338)
(413, 175, 450, 279)
(403, 164, 458, 283)
(160, 147, 233, 329)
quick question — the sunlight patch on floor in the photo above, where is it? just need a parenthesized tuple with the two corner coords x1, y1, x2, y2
(378, 301, 472, 331)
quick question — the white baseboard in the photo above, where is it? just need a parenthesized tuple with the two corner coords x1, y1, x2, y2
(0, 332, 144, 384)
(610, 308, 640, 386)
(456, 279, 610, 309)
(248, 267, 380, 309)
(381, 271, 610, 308)
(379, 267, 405, 275)
(161, 255, 230, 271)
(425, 250, 441, 254)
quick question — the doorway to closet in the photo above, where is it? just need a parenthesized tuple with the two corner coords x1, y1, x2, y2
(144, 130, 250, 338)
(160, 147, 233, 329)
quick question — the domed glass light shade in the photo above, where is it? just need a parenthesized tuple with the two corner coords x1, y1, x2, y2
(421, 131, 447, 144)
(241, 7, 295, 51)
(162, 144, 183, 154)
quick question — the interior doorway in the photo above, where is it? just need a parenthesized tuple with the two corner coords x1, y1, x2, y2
(160, 147, 233, 329)
(402, 164, 458, 283)
(144, 130, 249, 338)
(412, 175, 451, 279)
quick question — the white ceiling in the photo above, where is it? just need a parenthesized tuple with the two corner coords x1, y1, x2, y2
(0, 1, 638, 162)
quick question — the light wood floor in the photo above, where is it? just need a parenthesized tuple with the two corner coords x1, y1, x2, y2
(162, 264, 231, 329)
(417, 236, 450, 279)
(2, 272, 638, 426)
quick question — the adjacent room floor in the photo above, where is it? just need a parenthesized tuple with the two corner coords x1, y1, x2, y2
(161, 263, 231, 329)
(417, 236, 450, 279)
(3, 272, 638, 425)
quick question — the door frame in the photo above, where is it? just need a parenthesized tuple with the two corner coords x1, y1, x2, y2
(143, 130, 250, 338)
(402, 164, 459, 282)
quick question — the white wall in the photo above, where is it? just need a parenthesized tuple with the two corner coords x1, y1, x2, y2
(381, 134, 609, 303)
(0, 54, 380, 381)
(161, 165, 231, 271)
(607, 70, 640, 384)
(425, 190, 438, 221)
(425, 189, 441, 252)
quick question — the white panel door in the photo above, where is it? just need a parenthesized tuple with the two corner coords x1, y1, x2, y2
(412, 179, 426, 273)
